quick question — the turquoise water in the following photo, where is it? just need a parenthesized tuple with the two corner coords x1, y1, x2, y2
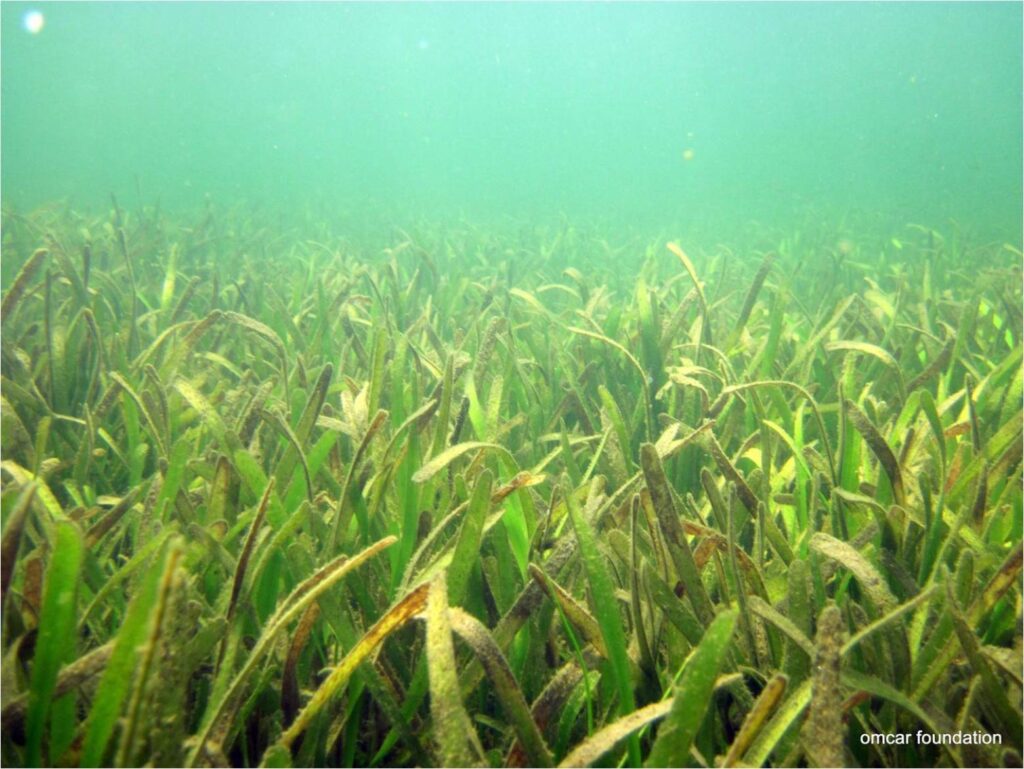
(2, 2, 1021, 236)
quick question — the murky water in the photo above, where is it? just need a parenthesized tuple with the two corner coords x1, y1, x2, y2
(2, 2, 1020, 237)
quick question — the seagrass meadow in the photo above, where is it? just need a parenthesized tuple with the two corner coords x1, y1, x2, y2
(0, 201, 1021, 768)
(1, 1, 1023, 766)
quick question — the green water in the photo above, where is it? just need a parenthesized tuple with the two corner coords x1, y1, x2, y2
(2, 1, 1021, 237)
(2, 6, 1023, 768)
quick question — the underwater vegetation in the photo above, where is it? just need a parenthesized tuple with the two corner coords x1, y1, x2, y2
(0, 201, 1021, 768)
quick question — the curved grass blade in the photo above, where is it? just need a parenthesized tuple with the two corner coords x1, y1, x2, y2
(842, 585, 937, 658)
(841, 670, 939, 735)
(274, 363, 333, 490)
(188, 535, 397, 766)
(281, 603, 320, 727)
(665, 242, 711, 349)
(567, 326, 648, 389)
(747, 595, 814, 659)
(1, 460, 65, 522)
(528, 564, 608, 658)
(447, 469, 492, 606)
(1, 248, 48, 323)
(642, 561, 705, 647)
(699, 432, 759, 514)
(640, 443, 714, 625)
(741, 679, 812, 767)
(907, 336, 955, 393)
(174, 378, 240, 455)
(564, 475, 640, 765)
(24, 521, 84, 767)
(79, 527, 174, 629)
(722, 673, 788, 767)
(114, 542, 185, 766)
(1, 482, 36, 608)
(727, 252, 774, 350)
(80, 540, 172, 766)
(825, 339, 900, 370)
(810, 532, 896, 612)
(845, 398, 906, 508)
(645, 609, 737, 767)
(425, 578, 486, 767)
(448, 607, 553, 767)
(1, 642, 113, 731)
(330, 408, 388, 547)
(412, 441, 513, 485)
(274, 580, 429, 752)
(154, 310, 224, 375)
(221, 478, 274, 652)
(557, 700, 672, 768)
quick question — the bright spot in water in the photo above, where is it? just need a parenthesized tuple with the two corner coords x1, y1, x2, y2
(418, 38, 429, 51)
(681, 148, 695, 162)
(23, 9, 45, 34)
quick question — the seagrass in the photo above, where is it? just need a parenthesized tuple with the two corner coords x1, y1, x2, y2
(0, 204, 1019, 768)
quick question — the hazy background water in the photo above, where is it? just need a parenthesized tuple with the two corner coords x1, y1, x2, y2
(2, 2, 1021, 238)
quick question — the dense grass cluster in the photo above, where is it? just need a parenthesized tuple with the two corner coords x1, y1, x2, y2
(1, 201, 1021, 768)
